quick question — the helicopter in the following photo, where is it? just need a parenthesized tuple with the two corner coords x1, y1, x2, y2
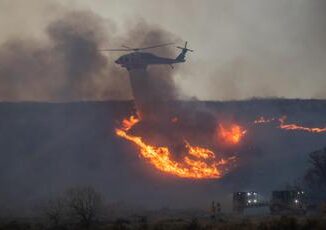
(101, 42, 193, 70)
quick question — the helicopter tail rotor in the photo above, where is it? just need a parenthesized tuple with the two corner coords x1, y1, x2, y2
(175, 41, 193, 62)
(177, 41, 194, 52)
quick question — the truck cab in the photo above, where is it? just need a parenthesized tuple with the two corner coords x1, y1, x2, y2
(270, 190, 307, 215)
(233, 192, 260, 214)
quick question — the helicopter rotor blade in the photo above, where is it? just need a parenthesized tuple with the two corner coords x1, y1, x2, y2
(99, 49, 131, 52)
(122, 45, 132, 49)
(99, 42, 174, 52)
(136, 42, 174, 51)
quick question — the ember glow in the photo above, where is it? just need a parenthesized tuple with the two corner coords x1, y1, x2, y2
(115, 116, 235, 179)
(253, 116, 276, 124)
(254, 116, 326, 133)
(218, 124, 247, 145)
(171, 117, 178, 123)
(121, 115, 140, 131)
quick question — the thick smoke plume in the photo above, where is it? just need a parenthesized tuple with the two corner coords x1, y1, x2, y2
(2, 0, 326, 101)
(0, 10, 131, 101)
(122, 19, 182, 101)
(0, 3, 182, 102)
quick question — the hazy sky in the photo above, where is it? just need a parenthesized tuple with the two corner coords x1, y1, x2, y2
(1, 0, 326, 100)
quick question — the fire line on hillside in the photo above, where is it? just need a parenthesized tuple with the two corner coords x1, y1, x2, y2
(115, 115, 237, 179)
(115, 114, 326, 180)
(254, 116, 326, 133)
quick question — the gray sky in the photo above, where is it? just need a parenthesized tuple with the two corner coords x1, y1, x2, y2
(1, 0, 326, 100)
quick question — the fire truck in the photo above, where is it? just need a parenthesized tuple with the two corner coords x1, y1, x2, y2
(270, 190, 307, 215)
(233, 191, 267, 214)
(233, 190, 307, 215)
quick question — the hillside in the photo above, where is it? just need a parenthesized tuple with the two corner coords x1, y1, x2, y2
(0, 99, 325, 213)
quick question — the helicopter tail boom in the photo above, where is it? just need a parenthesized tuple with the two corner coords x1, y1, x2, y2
(175, 41, 193, 62)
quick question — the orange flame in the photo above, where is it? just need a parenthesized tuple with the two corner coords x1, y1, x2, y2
(278, 116, 326, 133)
(185, 141, 215, 159)
(254, 116, 326, 133)
(115, 116, 235, 179)
(218, 124, 247, 145)
(121, 115, 140, 131)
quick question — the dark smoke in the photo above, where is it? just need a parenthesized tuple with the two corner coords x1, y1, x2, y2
(0, 9, 185, 102)
(46, 11, 109, 100)
(0, 10, 131, 101)
(122, 19, 182, 101)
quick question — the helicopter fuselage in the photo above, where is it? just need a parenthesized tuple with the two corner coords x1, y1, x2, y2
(115, 52, 185, 70)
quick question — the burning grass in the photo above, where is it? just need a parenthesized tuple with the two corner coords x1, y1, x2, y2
(115, 111, 326, 180)
(254, 116, 326, 133)
(217, 124, 247, 145)
(115, 115, 236, 179)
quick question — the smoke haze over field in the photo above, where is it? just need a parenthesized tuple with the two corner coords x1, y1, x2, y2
(0, 0, 326, 101)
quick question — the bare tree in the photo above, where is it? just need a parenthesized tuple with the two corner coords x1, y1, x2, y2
(305, 147, 326, 198)
(41, 197, 67, 230)
(65, 186, 104, 229)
